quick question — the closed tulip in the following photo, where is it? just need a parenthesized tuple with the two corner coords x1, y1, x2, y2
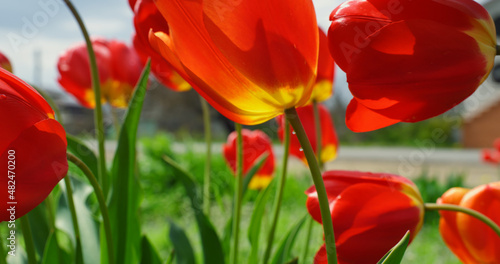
(328, 0, 497, 132)
(307, 170, 424, 264)
(131, 0, 190, 91)
(0, 52, 12, 73)
(223, 129, 275, 190)
(148, 0, 319, 125)
(309, 28, 335, 103)
(438, 183, 500, 263)
(57, 38, 144, 108)
(276, 104, 338, 165)
(0, 68, 68, 222)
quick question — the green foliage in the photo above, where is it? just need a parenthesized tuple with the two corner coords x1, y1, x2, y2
(377, 231, 410, 264)
(413, 171, 465, 225)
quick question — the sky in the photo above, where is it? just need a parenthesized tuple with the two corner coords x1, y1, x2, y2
(0, 0, 346, 96)
(0, 0, 492, 105)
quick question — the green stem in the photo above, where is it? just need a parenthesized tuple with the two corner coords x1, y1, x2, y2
(44, 195, 65, 264)
(313, 101, 323, 170)
(20, 217, 36, 264)
(63, 0, 108, 196)
(166, 249, 175, 264)
(200, 96, 212, 217)
(110, 105, 121, 138)
(63, 176, 84, 264)
(0, 229, 7, 264)
(424, 203, 500, 238)
(285, 107, 337, 264)
(230, 123, 243, 264)
(262, 118, 290, 264)
(302, 217, 315, 263)
(67, 152, 115, 264)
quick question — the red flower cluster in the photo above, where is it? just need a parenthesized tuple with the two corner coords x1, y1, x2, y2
(328, 0, 497, 132)
(439, 183, 500, 263)
(0, 68, 67, 222)
(57, 38, 144, 108)
(307, 171, 424, 264)
(277, 104, 338, 165)
(482, 138, 500, 165)
(130, 0, 190, 91)
(223, 129, 275, 190)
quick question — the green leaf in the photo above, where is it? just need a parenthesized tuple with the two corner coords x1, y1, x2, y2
(66, 134, 98, 177)
(271, 214, 307, 264)
(140, 236, 162, 264)
(222, 153, 270, 259)
(163, 156, 225, 264)
(242, 153, 269, 195)
(41, 231, 71, 264)
(108, 61, 150, 264)
(247, 181, 274, 264)
(56, 176, 100, 264)
(169, 222, 196, 264)
(26, 202, 51, 258)
(377, 231, 411, 264)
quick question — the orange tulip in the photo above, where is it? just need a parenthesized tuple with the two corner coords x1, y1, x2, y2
(328, 0, 497, 132)
(0, 68, 68, 222)
(57, 38, 144, 108)
(307, 170, 424, 264)
(0, 52, 12, 73)
(148, 0, 319, 125)
(438, 183, 500, 263)
(223, 129, 275, 190)
(131, 0, 190, 91)
(309, 28, 335, 103)
(276, 104, 338, 165)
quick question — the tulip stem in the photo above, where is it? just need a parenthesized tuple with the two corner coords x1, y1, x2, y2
(302, 217, 315, 263)
(263, 118, 290, 264)
(67, 152, 115, 264)
(63, 0, 108, 196)
(19, 216, 37, 264)
(200, 96, 212, 217)
(424, 203, 500, 238)
(0, 230, 6, 264)
(230, 123, 243, 264)
(63, 175, 84, 264)
(286, 107, 337, 264)
(110, 105, 121, 138)
(313, 101, 323, 170)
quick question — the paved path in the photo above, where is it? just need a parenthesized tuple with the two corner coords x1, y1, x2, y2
(90, 141, 499, 187)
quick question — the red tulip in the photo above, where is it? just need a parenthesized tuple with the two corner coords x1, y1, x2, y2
(131, 0, 190, 91)
(438, 183, 500, 263)
(0, 52, 12, 73)
(481, 138, 500, 165)
(148, 0, 319, 125)
(0, 68, 68, 222)
(57, 38, 144, 108)
(223, 129, 275, 190)
(306, 170, 424, 264)
(276, 104, 338, 165)
(328, 0, 497, 132)
(309, 28, 335, 103)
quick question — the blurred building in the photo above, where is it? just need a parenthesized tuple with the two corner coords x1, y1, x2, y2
(463, 0, 500, 148)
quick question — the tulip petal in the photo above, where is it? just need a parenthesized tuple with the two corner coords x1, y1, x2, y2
(0, 119, 67, 221)
(314, 244, 328, 264)
(332, 183, 422, 264)
(457, 183, 500, 263)
(151, 0, 318, 124)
